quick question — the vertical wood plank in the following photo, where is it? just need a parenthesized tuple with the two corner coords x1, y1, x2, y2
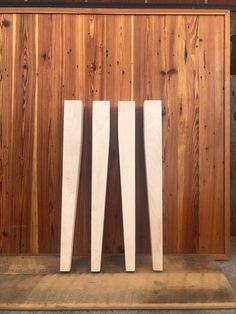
(118, 100, 135, 271)
(133, 15, 163, 255)
(60, 100, 83, 272)
(0, 14, 14, 254)
(11, 14, 37, 253)
(224, 11, 230, 256)
(62, 15, 78, 102)
(105, 15, 133, 104)
(30, 13, 39, 254)
(103, 15, 133, 255)
(159, 17, 180, 254)
(37, 15, 63, 253)
(176, 16, 200, 253)
(74, 15, 106, 256)
(133, 15, 180, 254)
(59, 15, 89, 256)
(144, 100, 163, 271)
(198, 16, 225, 254)
(91, 100, 110, 272)
(84, 15, 106, 104)
(61, 15, 85, 257)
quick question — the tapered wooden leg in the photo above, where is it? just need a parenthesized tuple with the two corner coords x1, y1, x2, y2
(60, 100, 84, 272)
(91, 101, 110, 272)
(144, 100, 163, 271)
(118, 101, 136, 272)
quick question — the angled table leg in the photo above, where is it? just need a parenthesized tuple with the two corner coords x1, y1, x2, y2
(118, 101, 136, 272)
(144, 100, 163, 271)
(60, 100, 84, 272)
(91, 101, 110, 272)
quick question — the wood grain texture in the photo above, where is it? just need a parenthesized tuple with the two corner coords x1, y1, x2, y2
(224, 11, 230, 256)
(0, 14, 14, 254)
(0, 255, 235, 310)
(118, 101, 135, 271)
(103, 15, 133, 256)
(0, 10, 230, 259)
(0, 8, 229, 15)
(37, 15, 63, 254)
(14, 14, 38, 254)
(91, 100, 110, 272)
(60, 100, 83, 272)
(198, 15, 225, 254)
(144, 100, 163, 271)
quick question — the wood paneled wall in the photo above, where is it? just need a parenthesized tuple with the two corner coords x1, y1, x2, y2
(0, 9, 230, 258)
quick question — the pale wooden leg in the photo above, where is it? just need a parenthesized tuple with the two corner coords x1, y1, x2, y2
(91, 101, 110, 272)
(118, 101, 136, 272)
(144, 100, 163, 271)
(60, 100, 84, 272)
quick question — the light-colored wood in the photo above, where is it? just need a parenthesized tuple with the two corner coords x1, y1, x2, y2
(0, 8, 229, 15)
(103, 15, 134, 256)
(91, 100, 110, 272)
(118, 101, 135, 272)
(60, 100, 83, 272)
(0, 255, 235, 310)
(144, 100, 163, 271)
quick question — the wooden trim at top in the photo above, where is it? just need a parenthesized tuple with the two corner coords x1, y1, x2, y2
(0, 7, 230, 15)
(0, 302, 236, 311)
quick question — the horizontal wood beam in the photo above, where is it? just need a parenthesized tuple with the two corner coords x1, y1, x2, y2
(0, 7, 230, 14)
(0, 0, 235, 10)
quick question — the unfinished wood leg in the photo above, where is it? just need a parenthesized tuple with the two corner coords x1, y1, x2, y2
(118, 101, 136, 272)
(91, 101, 110, 272)
(144, 100, 163, 271)
(60, 100, 84, 272)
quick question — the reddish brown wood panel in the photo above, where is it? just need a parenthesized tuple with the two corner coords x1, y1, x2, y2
(0, 14, 14, 255)
(37, 15, 64, 253)
(0, 10, 230, 258)
(13, 14, 37, 254)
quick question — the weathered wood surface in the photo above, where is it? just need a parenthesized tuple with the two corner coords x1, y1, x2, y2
(0, 11, 230, 258)
(60, 100, 83, 272)
(0, 255, 235, 310)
